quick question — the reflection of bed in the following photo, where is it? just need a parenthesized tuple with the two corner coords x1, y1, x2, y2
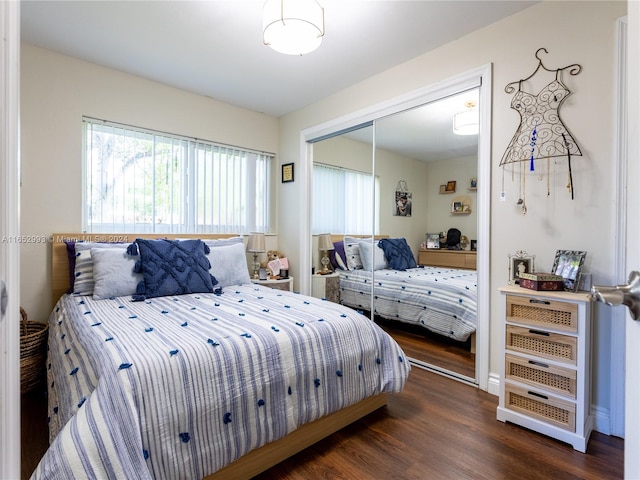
(338, 267, 477, 342)
(35, 233, 410, 479)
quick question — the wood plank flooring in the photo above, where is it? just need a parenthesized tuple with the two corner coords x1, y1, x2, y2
(22, 367, 623, 479)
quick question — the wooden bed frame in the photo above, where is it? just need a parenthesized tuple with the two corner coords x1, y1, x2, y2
(50, 233, 388, 479)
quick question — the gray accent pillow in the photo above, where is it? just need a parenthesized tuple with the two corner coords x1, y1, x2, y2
(206, 241, 252, 287)
(358, 240, 388, 271)
(91, 247, 142, 300)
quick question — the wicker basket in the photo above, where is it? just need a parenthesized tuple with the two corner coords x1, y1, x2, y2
(20, 307, 49, 394)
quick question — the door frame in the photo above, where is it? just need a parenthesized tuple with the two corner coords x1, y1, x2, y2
(0, 1, 22, 478)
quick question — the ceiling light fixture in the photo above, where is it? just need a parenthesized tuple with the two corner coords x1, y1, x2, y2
(453, 101, 479, 135)
(263, 0, 325, 56)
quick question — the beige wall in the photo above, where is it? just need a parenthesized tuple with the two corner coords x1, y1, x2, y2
(278, 0, 626, 424)
(20, 44, 279, 319)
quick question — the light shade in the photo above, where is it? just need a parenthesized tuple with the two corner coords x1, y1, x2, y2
(453, 101, 479, 136)
(246, 232, 266, 253)
(263, 0, 325, 56)
(317, 233, 334, 251)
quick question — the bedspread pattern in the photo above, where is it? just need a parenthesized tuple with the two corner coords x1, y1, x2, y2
(34, 286, 409, 479)
(339, 266, 477, 341)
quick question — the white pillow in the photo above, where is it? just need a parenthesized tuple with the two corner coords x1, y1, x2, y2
(358, 240, 388, 271)
(344, 236, 371, 270)
(206, 241, 251, 288)
(73, 242, 129, 296)
(91, 247, 142, 300)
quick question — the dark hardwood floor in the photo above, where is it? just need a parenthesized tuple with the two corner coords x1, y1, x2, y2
(375, 317, 476, 379)
(22, 370, 623, 480)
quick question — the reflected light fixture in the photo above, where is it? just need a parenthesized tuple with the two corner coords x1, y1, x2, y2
(453, 101, 479, 135)
(317, 233, 334, 274)
(246, 232, 266, 279)
(263, 0, 325, 55)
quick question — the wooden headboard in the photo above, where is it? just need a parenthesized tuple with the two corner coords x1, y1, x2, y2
(51, 233, 240, 307)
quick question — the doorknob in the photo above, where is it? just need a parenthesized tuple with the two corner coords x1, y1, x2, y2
(590, 270, 640, 320)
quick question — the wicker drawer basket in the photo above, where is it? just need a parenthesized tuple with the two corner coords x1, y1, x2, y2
(506, 325, 577, 366)
(505, 383, 576, 432)
(505, 353, 577, 399)
(506, 295, 578, 333)
(20, 308, 48, 394)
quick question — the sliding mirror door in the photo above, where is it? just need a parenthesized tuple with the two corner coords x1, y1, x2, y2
(371, 89, 479, 382)
(310, 125, 375, 312)
(303, 65, 491, 389)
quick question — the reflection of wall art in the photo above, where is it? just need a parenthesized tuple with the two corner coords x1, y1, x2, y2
(446, 180, 456, 192)
(552, 250, 587, 292)
(394, 191, 412, 216)
(507, 250, 536, 284)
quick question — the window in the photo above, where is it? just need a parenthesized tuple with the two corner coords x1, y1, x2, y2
(83, 118, 272, 234)
(312, 163, 379, 235)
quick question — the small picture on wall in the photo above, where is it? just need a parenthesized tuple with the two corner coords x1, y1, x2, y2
(439, 184, 447, 194)
(446, 180, 456, 192)
(394, 191, 412, 216)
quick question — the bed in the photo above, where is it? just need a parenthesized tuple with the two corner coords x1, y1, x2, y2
(332, 235, 477, 343)
(34, 233, 410, 480)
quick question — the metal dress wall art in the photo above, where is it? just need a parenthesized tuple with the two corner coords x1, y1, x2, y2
(500, 48, 583, 214)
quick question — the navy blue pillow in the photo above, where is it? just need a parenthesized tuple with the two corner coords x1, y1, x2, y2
(129, 239, 217, 301)
(378, 238, 417, 271)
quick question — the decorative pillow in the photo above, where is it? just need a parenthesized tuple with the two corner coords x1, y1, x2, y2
(358, 240, 389, 271)
(130, 239, 217, 301)
(64, 240, 76, 293)
(378, 238, 417, 271)
(73, 242, 128, 296)
(203, 237, 244, 249)
(91, 248, 142, 300)
(329, 241, 348, 270)
(344, 236, 370, 270)
(206, 241, 251, 288)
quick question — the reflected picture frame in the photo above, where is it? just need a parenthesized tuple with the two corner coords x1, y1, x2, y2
(426, 233, 440, 249)
(507, 250, 535, 284)
(552, 250, 587, 292)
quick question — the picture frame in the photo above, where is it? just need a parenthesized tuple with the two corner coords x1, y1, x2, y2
(469, 178, 477, 189)
(426, 233, 440, 249)
(452, 201, 463, 213)
(445, 180, 456, 192)
(552, 250, 587, 292)
(281, 162, 294, 183)
(439, 184, 447, 194)
(507, 250, 535, 284)
(394, 191, 412, 216)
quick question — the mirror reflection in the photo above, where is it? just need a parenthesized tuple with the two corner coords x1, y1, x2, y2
(311, 88, 479, 382)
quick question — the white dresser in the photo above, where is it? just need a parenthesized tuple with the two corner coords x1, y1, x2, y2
(496, 285, 593, 452)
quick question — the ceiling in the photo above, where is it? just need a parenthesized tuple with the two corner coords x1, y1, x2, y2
(21, 1, 537, 119)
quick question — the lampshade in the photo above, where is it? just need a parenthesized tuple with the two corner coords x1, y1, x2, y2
(263, 0, 325, 56)
(317, 233, 334, 251)
(246, 233, 266, 253)
(453, 101, 479, 135)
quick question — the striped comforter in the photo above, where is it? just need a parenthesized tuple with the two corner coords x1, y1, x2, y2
(34, 285, 409, 479)
(339, 266, 477, 341)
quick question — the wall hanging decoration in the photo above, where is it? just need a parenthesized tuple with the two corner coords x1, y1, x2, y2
(394, 180, 412, 216)
(500, 48, 583, 214)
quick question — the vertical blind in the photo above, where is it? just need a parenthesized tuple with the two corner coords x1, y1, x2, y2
(312, 163, 379, 235)
(83, 118, 272, 234)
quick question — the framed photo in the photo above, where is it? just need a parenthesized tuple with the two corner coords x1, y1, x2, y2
(394, 191, 412, 216)
(426, 233, 440, 249)
(452, 201, 463, 213)
(445, 180, 456, 192)
(439, 184, 446, 194)
(507, 250, 536, 284)
(281, 163, 294, 183)
(469, 178, 477, 189)
(552, 250, 587, 292)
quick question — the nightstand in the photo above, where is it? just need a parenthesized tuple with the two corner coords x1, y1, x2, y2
(312, 273, 340, 303)
(251, 277, 294, 292)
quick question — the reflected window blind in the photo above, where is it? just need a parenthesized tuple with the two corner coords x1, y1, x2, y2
(312, 163, 379, 235)
(84, 118, 272, 234)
